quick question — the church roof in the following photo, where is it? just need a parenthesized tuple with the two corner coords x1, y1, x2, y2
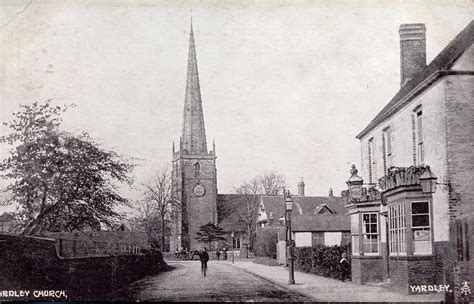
(181, 22, 208, 154)
(357, 21, 474, 139)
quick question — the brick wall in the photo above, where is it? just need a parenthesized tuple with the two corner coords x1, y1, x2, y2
(389, 258, 409, 290)
(351, 256, 383, 284)
(0, 234, 167, 301)
(445, 75, 474, 219)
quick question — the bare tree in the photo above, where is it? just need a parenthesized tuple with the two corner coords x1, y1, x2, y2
(143, 167, 179, 251)
(129, 199, 161, 248)
(235, 178, 262, 250)
(259, 171, 286, 196)
(229, 171, 286, 250)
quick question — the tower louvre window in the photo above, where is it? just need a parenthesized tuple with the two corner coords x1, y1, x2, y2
(194, 162, 201, 177)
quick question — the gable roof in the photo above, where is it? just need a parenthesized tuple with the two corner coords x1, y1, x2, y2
(357, 21, 474, 139)
(217, 194, 258, 232)
(260, 195, 346, 221)
(292, 215, 350, 232)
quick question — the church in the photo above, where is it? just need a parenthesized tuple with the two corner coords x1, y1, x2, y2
(169, 23, 349, 253)
(169, 22, 221, 251)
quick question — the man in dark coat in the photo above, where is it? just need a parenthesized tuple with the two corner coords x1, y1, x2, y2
(339, 252, 350, 282)
(199, 248, 210, 276)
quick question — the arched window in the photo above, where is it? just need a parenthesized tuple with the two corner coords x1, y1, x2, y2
(194, 162, 200, 177)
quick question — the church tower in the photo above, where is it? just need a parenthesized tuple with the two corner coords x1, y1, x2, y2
(170, 22, 218, 251)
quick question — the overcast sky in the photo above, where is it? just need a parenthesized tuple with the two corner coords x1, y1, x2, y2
(0, 1, 472, 211)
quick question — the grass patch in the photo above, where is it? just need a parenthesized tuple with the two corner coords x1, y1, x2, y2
(253, 257, 279, 266)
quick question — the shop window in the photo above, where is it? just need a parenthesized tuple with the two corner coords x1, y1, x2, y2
(389, 204, 406, 256)
(411, 201, 432, 254)
(362, 213, 379, 254)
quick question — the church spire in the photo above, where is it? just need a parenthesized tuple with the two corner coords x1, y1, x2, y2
(181, 20, 208, 155)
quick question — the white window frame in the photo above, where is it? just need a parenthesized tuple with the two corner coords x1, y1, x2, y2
(411, 200, 432, 255)
(382, 127, 392, 172)
(389, 203, 407, 256)
(368, 138, 375, 183)
(415, 109, 424, 165)
(361, 212, 379, 255)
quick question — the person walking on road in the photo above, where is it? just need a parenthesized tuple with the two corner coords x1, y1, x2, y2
(216, 249, 221, 261)
(199, 248, 210, 276)
(339, 252, 350, 282)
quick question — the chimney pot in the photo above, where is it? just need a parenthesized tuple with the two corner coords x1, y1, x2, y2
(399, 23, 426, 87)
(297, 177, 305, 197)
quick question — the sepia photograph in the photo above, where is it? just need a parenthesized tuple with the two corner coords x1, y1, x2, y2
(0, 0, 473, 302)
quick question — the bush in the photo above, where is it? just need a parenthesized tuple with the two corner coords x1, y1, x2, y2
(294, 245, 350, 280)
(253, 257, 278, 266)
(254, 227, 278, 258)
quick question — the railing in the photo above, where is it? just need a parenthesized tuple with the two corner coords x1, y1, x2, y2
(56, 238, 145, 258)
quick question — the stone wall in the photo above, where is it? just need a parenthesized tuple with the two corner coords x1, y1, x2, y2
(0, 234, 167, 301)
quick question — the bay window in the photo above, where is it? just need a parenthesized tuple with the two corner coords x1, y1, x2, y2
(389, 203, 406, 256)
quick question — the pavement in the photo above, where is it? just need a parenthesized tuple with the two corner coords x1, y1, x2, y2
(230, 260, 446, 302)
(113, 260, 312, 302)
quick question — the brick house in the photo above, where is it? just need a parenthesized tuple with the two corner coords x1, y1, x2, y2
(346, 21, 473, 296)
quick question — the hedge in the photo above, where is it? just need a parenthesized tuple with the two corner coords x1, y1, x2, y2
(254, 227, 278, 259)
(294, 245, 351, 280)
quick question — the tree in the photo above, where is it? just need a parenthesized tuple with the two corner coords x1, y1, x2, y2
(128, 199, 162, 249)
(259, 171, 286, 196)
(143, 167, 179, 251)
(227, 171, 286, 251)
(0, 101, 135, 235)
(195, 222, 226, 250)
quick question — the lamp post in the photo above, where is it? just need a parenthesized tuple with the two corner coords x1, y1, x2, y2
(231, 231, 235, 264)
(285, 191, 295, 285)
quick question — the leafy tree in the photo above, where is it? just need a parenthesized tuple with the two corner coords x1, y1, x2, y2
(0, 101, 135, 235)
(195, 221, 226, 250)
(142, 167, 179, 251)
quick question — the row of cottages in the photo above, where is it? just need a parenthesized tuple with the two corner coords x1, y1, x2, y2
(345, 21, 473, 297)
(257, 181, 350, 248)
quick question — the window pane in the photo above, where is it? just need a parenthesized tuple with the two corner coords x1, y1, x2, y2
(412, 215, 430, 227)
(370, 224, 377, 233)
(363, 214, 370, 223)
(370, 213, 377, 222)
(412, 202, 429, 214)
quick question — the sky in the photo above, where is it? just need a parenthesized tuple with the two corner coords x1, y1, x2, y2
(0, 1, 473, 212)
